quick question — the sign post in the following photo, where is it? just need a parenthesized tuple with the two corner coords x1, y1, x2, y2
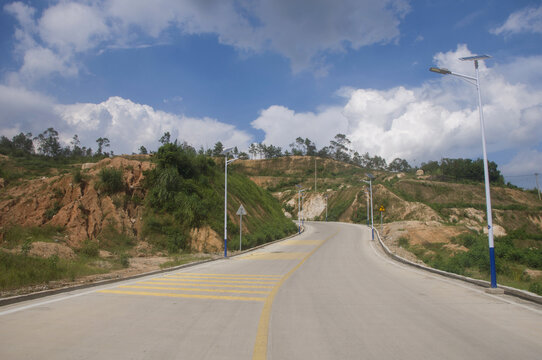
(378, 206, 385, 234)
(236, 204, 247, 251)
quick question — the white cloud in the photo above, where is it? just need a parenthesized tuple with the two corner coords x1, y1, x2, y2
(38, 2, 109, 53)
(492, 5, 542, 36)
(251, 105, 348, 150)
(252, 45, 542, 169)
(56, 96, 253, 153)
(0, 84, 59, 136)
(3, 0, 410, 80)
(501, 150, 542, 176)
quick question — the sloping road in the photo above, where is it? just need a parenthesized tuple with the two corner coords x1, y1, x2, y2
(1, 222, 541, 359)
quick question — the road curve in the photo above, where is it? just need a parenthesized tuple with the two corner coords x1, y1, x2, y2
(1, 221, 541, 359)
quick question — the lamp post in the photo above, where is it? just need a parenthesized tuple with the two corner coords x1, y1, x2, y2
(362, 173, 375, 241)
(365, 190, 370, 226)
(296, 185, 305, 233)
(325, 194, 328, 222)
(221, 147, 237, 258)
(429, 54, 497, 288)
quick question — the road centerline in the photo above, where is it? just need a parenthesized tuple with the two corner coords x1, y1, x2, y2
(252, 230, 338, 360)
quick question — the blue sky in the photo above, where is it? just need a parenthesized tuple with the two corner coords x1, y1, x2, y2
(1, 0, 541, 188)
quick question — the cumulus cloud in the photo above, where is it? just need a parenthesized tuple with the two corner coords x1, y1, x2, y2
(492, 5, 542, 36)
(3, 0, 409, 80)
(251, 105, 348, 149)
(0, 85, 252, 154)
(56, 96, 253, 153)
(252, 45, 542, 166)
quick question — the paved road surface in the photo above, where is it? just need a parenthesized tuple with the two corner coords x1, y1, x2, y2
(1, 222, 541, 359)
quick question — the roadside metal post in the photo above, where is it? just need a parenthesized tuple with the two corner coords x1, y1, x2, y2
(296, 185, 305, 234)
(325, 194, 328, 222)
(536, 173, 541, 201)
(362, 174, 375, 241)
(379, 206, 385, 235)
(221, 147, 237, 258)
(236, 204, 247, 251)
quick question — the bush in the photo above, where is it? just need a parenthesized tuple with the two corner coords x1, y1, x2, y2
(528, 282, 542, 295)
(79, 239, 99, 258)
(118, 252, 130, 268)
(97, 167, 124, 194)
(44, 201, 62, 220)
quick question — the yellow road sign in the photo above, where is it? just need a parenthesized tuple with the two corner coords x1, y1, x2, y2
(379, 206, 385, 212)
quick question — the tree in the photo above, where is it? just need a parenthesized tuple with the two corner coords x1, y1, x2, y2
(35, 128, 61, 157)
(248, 143, 258, 159)
(95, 137, 110, 156)
(388, 158, 411, 172)
(304, 138, 317, 156)
(12, 132, 33, 155)
(159, 131, 171, 145)
(71, 134, 84, 157)
(329, 134, 351, 162)
(238, 152, 249, 160)
(139, 146, 148, 155)
(212, 141, 224, 156)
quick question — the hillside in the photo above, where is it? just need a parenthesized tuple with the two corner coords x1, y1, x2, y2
(0, 150, 296, 295)
(233, 156, 542, 294)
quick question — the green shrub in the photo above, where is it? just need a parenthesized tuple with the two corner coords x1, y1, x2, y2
(398, 237, 409, 248)
(528, 282, 542, 295)
(118, 252, 130, 268)
(79, 239, 99, 257)
(44, 201, 62, 220)
(97, 167, 124, 194)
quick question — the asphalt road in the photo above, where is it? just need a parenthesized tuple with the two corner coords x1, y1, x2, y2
(1, 221, 541, 359)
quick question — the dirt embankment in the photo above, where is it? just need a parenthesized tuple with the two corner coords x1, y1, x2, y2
(0, 157, 151, 248)
(381, 220, 470, 264)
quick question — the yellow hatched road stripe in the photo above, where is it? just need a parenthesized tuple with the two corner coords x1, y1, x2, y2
(118, 285, 271, 295)
(172, 273, 282, 278)
(149, 277, 278, 285)
(238, 252, 308, 260)
(281, 240, 324, 246)
(98, 289, 266, 302)
(139, 281, 274, 289)
(166, 275, 279, 282)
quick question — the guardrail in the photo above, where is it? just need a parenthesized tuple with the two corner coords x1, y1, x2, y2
(372, 226, 542, 305)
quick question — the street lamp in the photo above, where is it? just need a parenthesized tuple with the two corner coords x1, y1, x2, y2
(362, 173, 375, 241)
(296, 185, 305, 234)
(221, 147, 237, 258)
(429, 54, 497, 288)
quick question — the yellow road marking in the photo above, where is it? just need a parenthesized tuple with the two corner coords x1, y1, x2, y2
(139, 281, 274, 289)
(148, 277, 278, 285)
(281, 240, 324, 246)
(238, 252, 308, 260)
(166, 275, 279, 282)
(172, 273, 282, 278)
(252, 231, 337, 360)
(118, 285, 270, 295)
(98, 289, 266, 302)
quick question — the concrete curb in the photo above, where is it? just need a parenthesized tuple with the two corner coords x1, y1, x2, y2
(0, 226, 304, 307)
(373, 227, 542, 306)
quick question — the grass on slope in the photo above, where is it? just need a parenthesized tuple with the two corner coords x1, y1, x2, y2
(399, 230, 542, 295)
(141, 143, 297, 254)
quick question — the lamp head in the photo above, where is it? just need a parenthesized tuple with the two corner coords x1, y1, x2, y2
(429, 67, 452, 75)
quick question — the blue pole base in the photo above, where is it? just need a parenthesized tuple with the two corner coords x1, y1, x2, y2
(224, 238, 227, 258)
(489, 246, 497, 288)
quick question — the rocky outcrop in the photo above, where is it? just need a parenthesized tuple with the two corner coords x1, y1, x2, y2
(0, 157, 152, 248)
